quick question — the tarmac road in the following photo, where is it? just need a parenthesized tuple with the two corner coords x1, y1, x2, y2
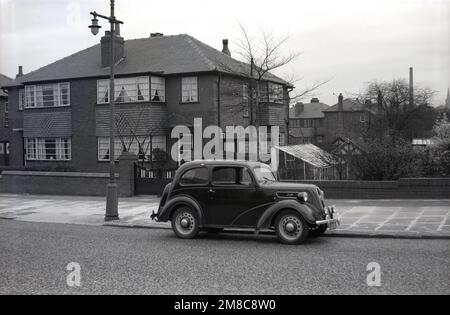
(0, 220, 448, 295)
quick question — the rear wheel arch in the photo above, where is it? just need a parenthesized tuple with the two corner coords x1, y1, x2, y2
(168, 200, 203, 226)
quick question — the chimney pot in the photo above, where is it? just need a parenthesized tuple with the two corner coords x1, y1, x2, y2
(222, 39, 231, 57)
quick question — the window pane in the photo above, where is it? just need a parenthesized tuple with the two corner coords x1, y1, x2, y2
(182, 77, 198, 102)
(180, 168, 208, 186)
(212, 167, 238, 185)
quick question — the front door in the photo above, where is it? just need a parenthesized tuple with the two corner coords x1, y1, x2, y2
(205, 166, 261, 227)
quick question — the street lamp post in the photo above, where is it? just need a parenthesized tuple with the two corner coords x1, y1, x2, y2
(89, 0, 124, 221)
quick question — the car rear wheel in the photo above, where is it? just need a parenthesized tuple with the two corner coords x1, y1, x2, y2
(171, 207, 199, 239)
(275, 210, 309, 245)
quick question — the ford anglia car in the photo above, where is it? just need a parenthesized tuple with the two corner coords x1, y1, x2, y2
(151, 160, 340, 244)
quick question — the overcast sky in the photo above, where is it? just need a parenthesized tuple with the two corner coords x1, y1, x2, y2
(1, 0, 449, 106)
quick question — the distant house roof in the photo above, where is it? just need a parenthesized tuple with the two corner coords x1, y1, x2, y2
(289, 102, 330, 119)
(0, 73, 12, 97)
(276, 144, 339, 168)
(3, 34, 290, 88)
(323, 98, 366, 112)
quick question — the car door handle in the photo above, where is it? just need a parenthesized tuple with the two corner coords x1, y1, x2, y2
(209, 189, 216, 193)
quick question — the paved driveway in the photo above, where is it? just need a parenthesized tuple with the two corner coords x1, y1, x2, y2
(0, 194, 449, 238)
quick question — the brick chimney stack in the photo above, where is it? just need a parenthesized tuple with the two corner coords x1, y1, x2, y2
(101, 27, 125, 68)
(16, 66, 23, 79)
(295, 102, 304, 116)
(337, 93, 344, 136)
(409, 67, 414, 108)
(222, 39, 231, 57)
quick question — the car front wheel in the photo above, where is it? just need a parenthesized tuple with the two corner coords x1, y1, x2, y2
(171, 207, 200, 239)
(275, 210, 309, 245)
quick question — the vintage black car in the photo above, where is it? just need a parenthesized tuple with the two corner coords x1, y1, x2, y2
(151, 160, 340, 244)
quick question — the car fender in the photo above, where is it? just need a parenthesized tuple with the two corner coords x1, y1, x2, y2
(158, 195, 204, 226)
(256, 200, 316, 230)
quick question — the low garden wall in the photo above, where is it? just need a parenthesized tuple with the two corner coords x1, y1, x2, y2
(284, 178, 450, 199)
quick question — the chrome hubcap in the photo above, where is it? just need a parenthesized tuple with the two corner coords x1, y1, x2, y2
(180, 218, 190, 228)
(285, 222, 296, 233)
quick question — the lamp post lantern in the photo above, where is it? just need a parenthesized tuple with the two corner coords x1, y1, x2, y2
(89, 0, 124, 221)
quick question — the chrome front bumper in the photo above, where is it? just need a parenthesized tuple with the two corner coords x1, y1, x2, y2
(316, 205, 341, 227)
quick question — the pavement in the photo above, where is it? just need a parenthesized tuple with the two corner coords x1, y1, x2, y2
(0, 193, 450, 239)
(0, 220, 448, 295)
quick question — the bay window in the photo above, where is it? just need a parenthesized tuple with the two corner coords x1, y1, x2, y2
(98, 136, 167, 161)
(25, 83, 70, 108)
(97, 77, 150, 104)
(181, 77, 198, 103)
(25, 138, 72, 161)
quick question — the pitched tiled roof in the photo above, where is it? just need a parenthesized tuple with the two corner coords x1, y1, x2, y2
(3, 34, 289, 88)
(0, 73, 12, 97)
(289, 102, 330, 119)
(323, 98, 366, 112)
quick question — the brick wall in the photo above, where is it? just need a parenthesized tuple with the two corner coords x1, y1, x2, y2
(0, 153, 137, 197)
(284, 178, 450, 199)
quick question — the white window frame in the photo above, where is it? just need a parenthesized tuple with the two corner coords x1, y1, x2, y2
(181, 77, 198, 103)
(97, 77, 150, 104)
(24, 83, 70, 109)
(19, 89, 25, 111)
(150, 76, 166, 103)
(97, 136, 167, 162)
(25, 138, 72, 161)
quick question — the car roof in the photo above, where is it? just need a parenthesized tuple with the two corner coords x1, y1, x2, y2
(178, 160, 269, 172)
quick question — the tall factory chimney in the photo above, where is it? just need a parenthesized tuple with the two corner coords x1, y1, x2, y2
(409, 67, 414, 108)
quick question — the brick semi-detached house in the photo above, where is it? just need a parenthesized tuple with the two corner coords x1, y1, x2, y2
(1, 31, 291, 173)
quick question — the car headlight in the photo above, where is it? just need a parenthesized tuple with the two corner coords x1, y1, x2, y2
(297, 192, 308, 204)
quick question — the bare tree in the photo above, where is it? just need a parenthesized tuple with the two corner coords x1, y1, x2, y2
(216, 24, 331, 132)
(362, 79, 437, 140)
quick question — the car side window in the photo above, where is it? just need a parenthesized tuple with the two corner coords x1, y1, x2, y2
(212, 167, 253, 186)
(179, 167, 209, 186)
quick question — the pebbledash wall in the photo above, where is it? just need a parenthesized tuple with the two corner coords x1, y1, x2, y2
(288, 178, 450, 199)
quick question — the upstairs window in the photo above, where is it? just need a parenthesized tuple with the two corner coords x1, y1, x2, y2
(25, 83, 70, 108)
(3, 101, 8, 128)
(269, 83, 284, 104)
(19, 89, 25, 111)
(151, 76, 166, 102)
(181, 77, 198, 103)
(97, 77, 150, 104)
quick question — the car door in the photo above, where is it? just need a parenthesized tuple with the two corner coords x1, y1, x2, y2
(205, 166, 262, 227)
(172, 166, 211, 213)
